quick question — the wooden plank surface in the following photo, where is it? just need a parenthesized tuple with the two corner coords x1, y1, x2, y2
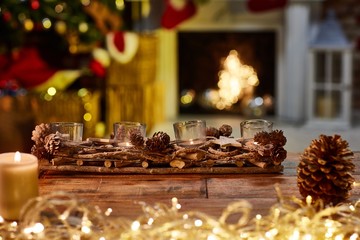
(38, 152, 360, 221)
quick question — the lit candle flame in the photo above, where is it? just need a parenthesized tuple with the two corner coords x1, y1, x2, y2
(14, 151, 21, 162)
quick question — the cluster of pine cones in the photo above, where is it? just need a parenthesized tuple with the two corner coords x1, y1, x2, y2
(129, 129, 171, 152)
(248, 130, 287, 166)
(206, 124, 233, 138)
(130, 124, 234, 152)
(254, 129, 287, 147)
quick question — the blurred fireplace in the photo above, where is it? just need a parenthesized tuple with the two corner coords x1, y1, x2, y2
(177, 31, 276, 116)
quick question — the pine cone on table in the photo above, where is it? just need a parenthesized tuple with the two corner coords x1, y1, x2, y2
(146, 131, 170, 152)
(297, 134, 355, 205)
(129, 128, 145, 147)
(219, 124, 232, 137)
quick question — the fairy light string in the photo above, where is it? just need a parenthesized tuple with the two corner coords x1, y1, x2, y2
(0, 187, 360, 240)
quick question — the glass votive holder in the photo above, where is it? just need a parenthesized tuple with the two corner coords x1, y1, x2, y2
(113, 121, 146, 147)
(240, 119, 273, 139)
(50, 122, 84, 142)
(173, 120, 206, 147)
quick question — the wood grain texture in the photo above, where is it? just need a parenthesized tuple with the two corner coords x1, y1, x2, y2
(38, 152, 360, 222)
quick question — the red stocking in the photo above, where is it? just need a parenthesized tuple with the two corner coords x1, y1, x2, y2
(161, 0, 197, 29)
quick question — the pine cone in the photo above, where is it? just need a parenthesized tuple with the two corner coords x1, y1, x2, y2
(253, 131, 271, 145)
(31, 123, 51, 145)
(269, 130, 287, 147)
(146, 131, 170, 152)
(206, 127, 220, 138)
(31, 123, 52, 159)
(297, 134, 355, 205)
(31, 145, 47, 160)
(129, 129, 145, 147)
(44, 133, 61, 155)
(219, 124, 232, 137)
(271, 147, 287, 165)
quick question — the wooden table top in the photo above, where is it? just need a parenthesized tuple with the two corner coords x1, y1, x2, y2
(38, 152, 360, 222)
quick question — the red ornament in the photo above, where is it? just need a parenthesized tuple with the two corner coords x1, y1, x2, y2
(89, 59, 106, 78)
(161, 0, 197, 29)
(247, 0, 288, 13)
(2, 11, 12, 22)
(30, 0, 40, 10)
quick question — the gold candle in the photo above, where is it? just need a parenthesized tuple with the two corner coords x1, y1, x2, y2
(0, 152, 39, 220)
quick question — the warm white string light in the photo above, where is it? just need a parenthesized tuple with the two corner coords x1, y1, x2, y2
(1, 190, 360, 239)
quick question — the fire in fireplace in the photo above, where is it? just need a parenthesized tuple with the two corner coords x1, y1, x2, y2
(177, 31, 276, 116)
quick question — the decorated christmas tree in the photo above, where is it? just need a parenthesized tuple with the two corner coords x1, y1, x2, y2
(0, 0, 208, 92)
(0, 0, 124, 49)
(0, 0, 127, 94)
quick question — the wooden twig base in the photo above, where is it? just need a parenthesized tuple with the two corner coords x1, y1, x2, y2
(39, 159, 284, 174)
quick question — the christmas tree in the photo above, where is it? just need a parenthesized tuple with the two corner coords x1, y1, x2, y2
(0, 0, 124, 51)
(0, 0, 208, 92)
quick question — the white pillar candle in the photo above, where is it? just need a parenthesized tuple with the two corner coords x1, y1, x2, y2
(0, 152, 39, 220)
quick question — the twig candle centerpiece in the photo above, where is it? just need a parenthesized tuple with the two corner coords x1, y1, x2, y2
(240, 119, 273, 139)
(113, 121, 146, 147)
(49, 122, 83, 142)
(30, 121, 288, 174)
(0, 151, 39, 220)
(173, 120, 207, 147)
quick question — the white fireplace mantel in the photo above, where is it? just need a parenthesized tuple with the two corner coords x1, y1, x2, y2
(156, 0, 324, 123)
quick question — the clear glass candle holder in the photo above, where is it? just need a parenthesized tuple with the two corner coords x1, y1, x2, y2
(50, 122, 83, 142)
(113, 121, 146, 147)
(173, 120, 206, 147)
(240, 119, 273, 139)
